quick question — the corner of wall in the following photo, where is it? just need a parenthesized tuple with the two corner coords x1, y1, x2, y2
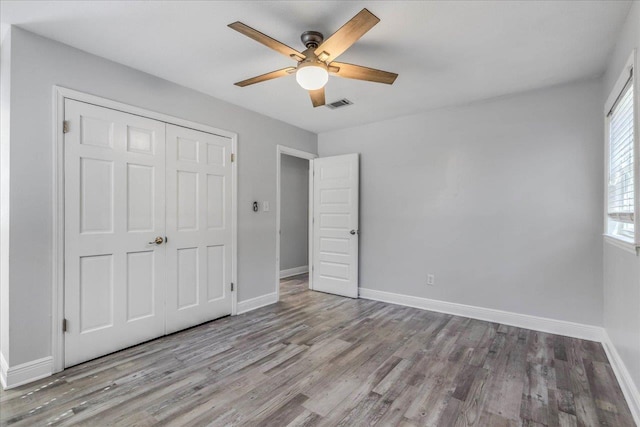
(601, 2, 640, 424)
(0, 356, 53, 390)
(0, 24, 11, 376)
(602, 329, 640, 425)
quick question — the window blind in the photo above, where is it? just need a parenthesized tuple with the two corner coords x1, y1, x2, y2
(608, 79, 635, 224)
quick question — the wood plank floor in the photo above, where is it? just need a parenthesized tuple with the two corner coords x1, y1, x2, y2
(0, 275, 635, 426)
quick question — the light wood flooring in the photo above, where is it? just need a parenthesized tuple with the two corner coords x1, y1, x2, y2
(0, 274, 635, 426)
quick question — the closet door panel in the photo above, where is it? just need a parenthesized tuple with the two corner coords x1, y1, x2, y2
(165, 124, 233, 333)
(64, 99, 166, 367)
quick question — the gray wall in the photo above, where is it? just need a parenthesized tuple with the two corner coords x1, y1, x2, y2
(280, 155, 309, 272)
(602, 0, 640, 398)
(318, 79, 603, 326)
(0, 27, 11, 365)
(3, 27, 317, 366)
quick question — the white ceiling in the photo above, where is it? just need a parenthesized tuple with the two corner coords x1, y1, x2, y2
(0, 1, 632, 133)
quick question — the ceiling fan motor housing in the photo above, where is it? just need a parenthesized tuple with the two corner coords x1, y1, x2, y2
(301, 31, 324, 49)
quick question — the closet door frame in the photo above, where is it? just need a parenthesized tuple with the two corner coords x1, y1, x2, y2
(52, 86, 238, 374)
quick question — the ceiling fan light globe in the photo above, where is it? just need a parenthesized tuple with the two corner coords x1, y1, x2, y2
(296, 65, 329, 90)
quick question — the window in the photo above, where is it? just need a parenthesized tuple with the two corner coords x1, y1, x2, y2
(606, 57, 637, 245)
(608, 79, 634, 238)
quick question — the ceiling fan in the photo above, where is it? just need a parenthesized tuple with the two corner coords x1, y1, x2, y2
(228, 8, 398, 108)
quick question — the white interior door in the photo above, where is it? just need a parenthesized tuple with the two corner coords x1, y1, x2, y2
(165, 124, 233, 334)
(64, 99, 166, 367)
(312, 154, 359, 298)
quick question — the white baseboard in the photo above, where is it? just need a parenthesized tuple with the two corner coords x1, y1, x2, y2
(360, 287, 640, 423)
(1, 287, 636, 426)
(280, 266, 308, 279)
(1, 355, 53, 390)
(237, 292, 278, 315)
(601, 330, 640, 426)
(0, 351, 8, 389)
(358, 288, 604, 342)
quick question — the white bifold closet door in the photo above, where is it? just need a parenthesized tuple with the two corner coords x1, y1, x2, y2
(165, 125, 233, 334)
(64, 100, 233, 368)
(64, 100, 167, 367)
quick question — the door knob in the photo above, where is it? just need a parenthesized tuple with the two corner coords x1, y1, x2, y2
(350, 230, 358, 235)
(149, 236, 164, 245)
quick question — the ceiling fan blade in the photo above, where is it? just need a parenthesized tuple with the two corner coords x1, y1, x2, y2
(309, 88, 325, 108)
(229, 22, 305, 60)
(234, 67, 297, 87)
(330, 62, 398, 85)
(314, 8, 380, 63)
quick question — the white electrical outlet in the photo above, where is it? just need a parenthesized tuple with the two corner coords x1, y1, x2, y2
(263, 201, 270, 212)
(427, 274, 435, 286)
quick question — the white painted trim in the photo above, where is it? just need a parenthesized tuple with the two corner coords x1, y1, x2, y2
(275, 145, 317, 303)
(280, 265, 309, 279)
(52, 87, 65, 374)
(358, 288, 604, 342)
(605, 51, 635, 114)
(634, 49, 640, 252)
(604, 51, 640, 247)
(604, 234, 640, 255)
(278, 145, 318, 160)
(54, 87, 238, 139)
(0, 351, 8, 389)
(308, 162, 314, 291)
(237, 292, 278, 315)
(52, 86, 239, 374)
(601, 330, 640, 426)
(361, 287, 640, 415)
(231, 136, 238, 317)
(1, 356, 53, 390)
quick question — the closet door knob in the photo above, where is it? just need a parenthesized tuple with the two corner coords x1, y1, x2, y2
(149, 236, 164, 245)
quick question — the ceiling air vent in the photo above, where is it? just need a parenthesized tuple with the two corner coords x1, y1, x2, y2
(326, 99, 354, 110)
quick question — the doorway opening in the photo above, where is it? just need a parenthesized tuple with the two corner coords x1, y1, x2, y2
(276, 146, 360, 302)
(275, 145, 317, 301)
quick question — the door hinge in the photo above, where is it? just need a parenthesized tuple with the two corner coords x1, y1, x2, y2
(231, 282, 234, 292)
(231, 153, 235, 163)
(63, 121, 70, 133)
(62, 318, 68, 333)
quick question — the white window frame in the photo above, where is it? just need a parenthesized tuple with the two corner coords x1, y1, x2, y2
(604, 50, 640, 254)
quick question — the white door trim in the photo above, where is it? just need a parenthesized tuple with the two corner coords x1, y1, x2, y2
(275, 145, 317, 301)
(52, 86, 238, 374)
